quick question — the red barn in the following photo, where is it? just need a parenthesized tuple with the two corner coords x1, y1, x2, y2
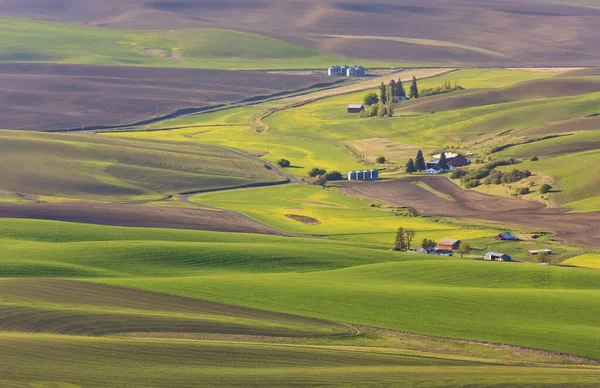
(437, 238, 461, 250)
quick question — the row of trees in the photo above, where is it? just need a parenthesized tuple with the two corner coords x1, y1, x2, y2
(308, 167, 343, 181)
(404, 150, 450, 174)
(362, 76, 420, 118)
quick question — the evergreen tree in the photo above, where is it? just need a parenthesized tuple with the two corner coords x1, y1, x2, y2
(415, 150, 426, 171)
(405, 158, 417, 174)
(408, 75, 419, 99)
(385, 85, 394, 117)
(388, 79, 397, 97)
(379, 82, 387, 104)
(394, 227, 407, 251)
(396, 78, 406, 98)
(438, 152, 449, 171)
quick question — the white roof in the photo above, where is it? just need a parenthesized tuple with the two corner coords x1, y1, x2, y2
(433, 152, 460, 159)
(348, 104, 363, 109)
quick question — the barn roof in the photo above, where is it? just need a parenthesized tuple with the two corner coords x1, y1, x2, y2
(498, 232, 515, 239)
(438, 238, 460, 245)
(486, 252, 507, 256)
(348, 104, 364, 109)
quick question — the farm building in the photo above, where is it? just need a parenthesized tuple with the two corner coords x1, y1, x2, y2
(347, 168, 378, 181)
(528, 249, 552, 256)
(496, 232, 516, 241)
(328, 65, 341, 76)
(432, 153, 470, 167)
(348, 104, 365, 113)
(437, 238, 461, 250)
(426, 160, 453, 174)
(433, 249, 454, 257)
(328, 65, 366, 77)
(484, 252, 512, 261)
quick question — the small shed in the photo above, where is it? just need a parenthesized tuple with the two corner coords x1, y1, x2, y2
(496, 232, 516, 241)
(348, 104, 365, 113)
(528, 249, 552, 256)
(484, 252, 512, 261)
(437, 238, 461, 250)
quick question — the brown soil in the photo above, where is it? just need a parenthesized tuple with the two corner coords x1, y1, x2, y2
(285, 214, 320, 225)
(140, 48, 184, 60)
(0, 63, 321, 131)
(2, 0, 599, 65)
(337, 176, 600, 247)
(0, 201, 283, 235)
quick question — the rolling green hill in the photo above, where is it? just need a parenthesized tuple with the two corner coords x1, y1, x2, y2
(0, 17, 396, 70)
(0, 130, 283, 202)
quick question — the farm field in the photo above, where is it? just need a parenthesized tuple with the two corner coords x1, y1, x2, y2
(1, 218, 599, 366)
(0, 130, 283, 202)
(191, 184, 500, 245)
(563, 254, 600, 269)
(0, 63, 327, 131)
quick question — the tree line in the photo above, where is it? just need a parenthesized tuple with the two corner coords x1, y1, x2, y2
(404, 150, 450, 173)
(361, 76, 420, 118)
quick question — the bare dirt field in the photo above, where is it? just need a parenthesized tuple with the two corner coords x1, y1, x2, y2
(0, 201, 283, 235)
(337, 176, 600, 247)
(2, 0, 599, 65)
(0, 63, 321, 131)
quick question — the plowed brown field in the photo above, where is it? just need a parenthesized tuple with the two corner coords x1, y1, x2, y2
(338, 176, 600, 247)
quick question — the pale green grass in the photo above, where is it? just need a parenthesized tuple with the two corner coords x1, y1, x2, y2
(0, 130, 282, 201)
(511, 150, 600, 212)
(563, 254, 600, 269)
(191, 184, 499, 245)
(0, 17, 398, 69)
(496, 131, 600, 158)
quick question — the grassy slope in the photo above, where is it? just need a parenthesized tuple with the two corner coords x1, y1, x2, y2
(190, 184, 499, 245)
(563, 254, 600, 269)
(1, 218, 599, 359)
(5, 334, 599, 388)
(0, 17, 397, 70)
(0, 130, 282, 201)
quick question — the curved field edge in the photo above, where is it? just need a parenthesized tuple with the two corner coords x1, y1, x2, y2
(1, 218, 599, 359)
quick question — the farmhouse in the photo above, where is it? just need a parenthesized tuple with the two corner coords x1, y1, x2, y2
(437, 238, 461, 250)
(426, 159, 454, 174)
(348, 104, 365, 113)
(484, 252, 512, 261)
(496, 232, 516, 241)
(432, 153, 470, 167)
(528, 249, 552, 256)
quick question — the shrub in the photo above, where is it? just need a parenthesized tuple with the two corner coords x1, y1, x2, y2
(515, 187, 530, 195)
(464, 179, 480, 188)
(277, 159, 291, 168)
(450, 169, 468, 179)
(308, 167, 327, 177)
(531, 156, 539, 161)
(376, 156, 386, 164)
(540, 184, 553, 194)
(363, 92, 379, 106)
(312, 175, 327, 186)
(325, 171, 343, 181)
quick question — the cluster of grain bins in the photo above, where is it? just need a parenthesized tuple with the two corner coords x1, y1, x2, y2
(348, 169, 379, 181)
(328, 65, 366, 77)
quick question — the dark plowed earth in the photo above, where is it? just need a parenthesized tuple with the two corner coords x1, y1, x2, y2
(0, 202, 283, 235)
(337, 177, 600, 247)
(0, 63, 320, 131)
(0, 279, 352, 336)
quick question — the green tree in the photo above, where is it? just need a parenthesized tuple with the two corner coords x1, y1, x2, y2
(396, 78, 406, 98)
(325, 171, 343, 181)
(385, 85, 394, 117)
(415, 150, 426, 171)
(378, 97, 385, 118)
(438, 153, 449, 171)
(308, 167, 326, 177)
(421, 238, 436, 252)
(363, 92, 379, 106)
(376, 156, 386, 164)
(389, 79, 397, 97)
(405, 229, 416, 250)
(394, 227, 407, 251)
(405, 158, 417, 174)
(540, 184, 552, 194)
(458, 242, 472, 258)
(379, 82, 387, 104)
(277, 159, 291, 168)
(408, 75, 419, 99)
(536, 251, 551, 263)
